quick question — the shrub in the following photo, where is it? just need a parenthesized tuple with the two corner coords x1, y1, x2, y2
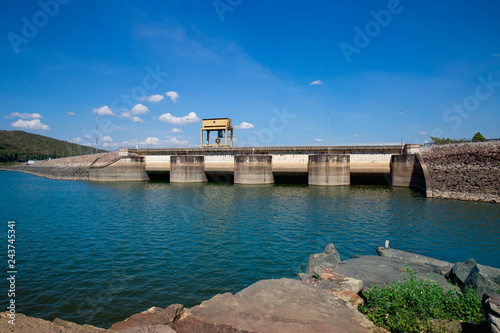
(359, 267, 485, 332)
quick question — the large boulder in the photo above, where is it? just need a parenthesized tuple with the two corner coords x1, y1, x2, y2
(176, 278, 383, 333)
(446, 258, 477, 288)
(306, 243, 341, 276)
(465, 264, 500, 298)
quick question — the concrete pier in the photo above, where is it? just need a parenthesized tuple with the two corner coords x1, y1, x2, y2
(234, 155, 274, 184)
(308, 155, 350, 186)
(170, 156, 207, 183)
(390, 154, 432, 197)
(89, 156, 149, 182)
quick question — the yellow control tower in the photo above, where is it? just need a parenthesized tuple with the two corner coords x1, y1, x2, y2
(200, 118, 234, 147)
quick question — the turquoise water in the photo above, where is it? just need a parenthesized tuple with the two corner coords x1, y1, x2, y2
(1, 170, 499, 328)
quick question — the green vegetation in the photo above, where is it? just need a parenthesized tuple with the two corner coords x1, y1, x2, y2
(430, 136, 467, 144)
(472, 132, 487, 142)
(430, 131, 489, 145)
(359, 268, 485, 333)
(0, 130, 106, 162)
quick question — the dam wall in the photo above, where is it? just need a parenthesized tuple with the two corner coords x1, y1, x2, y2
(82, 144, 432, 197)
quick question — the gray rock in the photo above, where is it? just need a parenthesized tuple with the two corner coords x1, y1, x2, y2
(177, 278, 381, 333)
(465, 264, 500, 298)
(306, 243, 341, 276)
(340, 277, 364, 294)
(377, 246, 453, 275)
(297, 273, 313, 281)
(446, 258, 477, 288)
(327, 255, 458, 293)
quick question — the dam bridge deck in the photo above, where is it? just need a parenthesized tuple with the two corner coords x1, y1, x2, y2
(134, 145, 402, 156)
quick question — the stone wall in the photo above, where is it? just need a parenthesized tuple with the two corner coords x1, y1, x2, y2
(420, 142, 500, 203)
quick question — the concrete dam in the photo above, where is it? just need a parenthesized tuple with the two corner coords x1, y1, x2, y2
(88, 144, 432, 197)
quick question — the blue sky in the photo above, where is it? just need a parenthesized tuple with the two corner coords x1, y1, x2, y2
(1, 0, 499, 149)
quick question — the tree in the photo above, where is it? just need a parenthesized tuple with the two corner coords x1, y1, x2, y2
(472, 132, 486, 142)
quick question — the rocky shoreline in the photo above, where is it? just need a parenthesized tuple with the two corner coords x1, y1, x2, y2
(421, 142, 500, 203)
(2, 245, 499, 333)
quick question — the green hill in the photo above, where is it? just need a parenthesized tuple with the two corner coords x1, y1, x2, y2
(0, 130, 107, 162)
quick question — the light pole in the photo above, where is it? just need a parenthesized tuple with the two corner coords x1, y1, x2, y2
(328, 112, 331, 155)
(136, 120, 139, 154)
(252, 115, 255, 155)
(186, 114, 189, 155)
(400, 109, 403, 155)
(95, 110, 98, 154)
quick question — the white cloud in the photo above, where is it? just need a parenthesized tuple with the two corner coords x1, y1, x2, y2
(116, 126, 127, 130)
(93, 106, 115, 116)
(419, 131, 428, 135)
(67, 112, 76, 116)
(141, 94, 164, 103)
(102, 135, 113, 142)
(143, 137, 160, 146)
(7, 112, 42, 119)
(136, 136, 187, 147)
(166, 91, 179, 104)
(315, 138, 324, 142)
(159, 112, 200, 125)
(166, 137, 187, 146)
(11, 119, 49, 131)
(130, 103, 149, 115)
(309, 80, 324, 86)
(121, 112, 144, 123)
(354, 134, 359, 137)
(234, 122, 254, 129)
(71, 137, 83, 143)
(171, 128, 182, 133)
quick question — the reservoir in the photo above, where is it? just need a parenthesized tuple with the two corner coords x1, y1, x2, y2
(1, 170, 499, 328)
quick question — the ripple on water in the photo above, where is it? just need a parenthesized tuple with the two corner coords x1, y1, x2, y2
(0, 172, 499, 328)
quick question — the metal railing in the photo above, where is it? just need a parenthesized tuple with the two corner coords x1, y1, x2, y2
(118, 145, 404, 156)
